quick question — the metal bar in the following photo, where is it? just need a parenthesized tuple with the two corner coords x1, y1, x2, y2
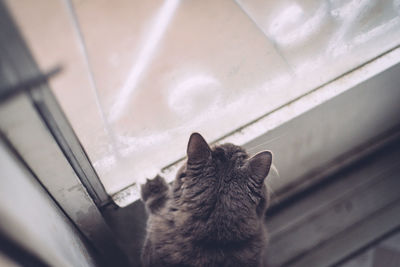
(0, 66, 62, 102)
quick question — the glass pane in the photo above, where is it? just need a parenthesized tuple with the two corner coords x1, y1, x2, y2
(6, 0, 400, 197)
(236, 0, 400, 86)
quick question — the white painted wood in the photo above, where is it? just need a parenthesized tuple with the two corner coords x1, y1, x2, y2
(114, 47, 400, 207)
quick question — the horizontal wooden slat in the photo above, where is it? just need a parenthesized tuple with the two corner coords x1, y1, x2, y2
(292, 200, 400, 267)
(266, 140, 400, 267)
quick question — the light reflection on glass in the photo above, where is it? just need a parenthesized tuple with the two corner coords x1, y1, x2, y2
(7, 0, 400, 195)
(108, 0, 180, 122)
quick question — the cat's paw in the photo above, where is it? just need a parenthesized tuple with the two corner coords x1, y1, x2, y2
(141, 175, 169, 202)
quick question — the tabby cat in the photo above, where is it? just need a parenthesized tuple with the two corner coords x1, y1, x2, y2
(141, 133, 272, 267)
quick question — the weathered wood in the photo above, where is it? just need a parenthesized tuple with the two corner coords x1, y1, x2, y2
(266, 140, 400, 267)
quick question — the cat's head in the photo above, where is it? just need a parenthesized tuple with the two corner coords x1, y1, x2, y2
(173, 133, 272, 241)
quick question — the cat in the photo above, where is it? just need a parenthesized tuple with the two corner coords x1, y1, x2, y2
(140, 132, 272, 267)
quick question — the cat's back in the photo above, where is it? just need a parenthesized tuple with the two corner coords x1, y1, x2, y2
(142, 201, 268, 267)
(141, 133, 272, 267)
(142, 233, 267, 267)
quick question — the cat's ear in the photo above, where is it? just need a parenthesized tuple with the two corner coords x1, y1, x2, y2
(248, 151, 272, 184)
(187, 133, 211, 163)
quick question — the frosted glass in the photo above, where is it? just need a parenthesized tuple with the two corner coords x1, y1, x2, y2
(236, 0, 400, 85)
(7, 0, 400, 196)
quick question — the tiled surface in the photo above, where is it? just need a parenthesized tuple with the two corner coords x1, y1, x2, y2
(6, 0, 400, 195)
(340, 231, 400, 267)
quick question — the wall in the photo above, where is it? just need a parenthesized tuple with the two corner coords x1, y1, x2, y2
(0, 139, 99, 267)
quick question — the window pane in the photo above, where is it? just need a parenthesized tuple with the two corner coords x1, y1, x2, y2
(236, 0, 400, 85)
(6, 0, 400, 197)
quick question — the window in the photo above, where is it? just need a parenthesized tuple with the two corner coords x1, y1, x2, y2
(5, 0, 400, 206)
